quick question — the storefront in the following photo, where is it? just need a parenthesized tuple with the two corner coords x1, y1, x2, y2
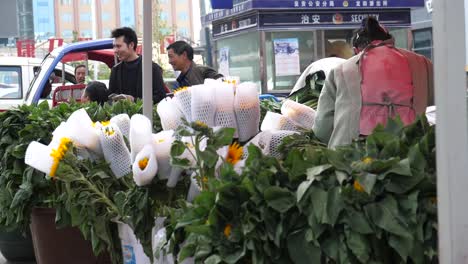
(202, 0, 424, 93)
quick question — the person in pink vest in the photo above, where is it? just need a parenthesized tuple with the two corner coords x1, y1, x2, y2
(313, 17, 434, 148)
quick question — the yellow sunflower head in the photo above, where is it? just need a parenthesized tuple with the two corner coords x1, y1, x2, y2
(138, 157, 149, 170)
(226, 142, 243, 165)
(174, 86, 188, 94)
(362, 157, 373, 164)
(49, 137, 73, 177)
(223, 224, 232, 238)
(353, 180, 365, 193)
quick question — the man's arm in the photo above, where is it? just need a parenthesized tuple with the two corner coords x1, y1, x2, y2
(152, 63, 167, 104)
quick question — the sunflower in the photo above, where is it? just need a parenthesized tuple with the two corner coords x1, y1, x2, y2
(193, 120, 208, 128)
(362, 157, 373, 164)
(50, 137, 72, 177)
(138, 157, 149, 170)
(103, 126, 115, 136)
(226, 142, 243, 165)
(223, 224, 232, 238)
(100, 120, 111, 127)
(173, 86, 188, 94)
(353, 180, 365, 193)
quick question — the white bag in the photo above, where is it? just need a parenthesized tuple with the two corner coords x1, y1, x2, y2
(191, 84, 216, 127)
(25, 141, 54, 175)
(281, 99, 316, 129)
(110, 114, 131, 139)
(99, 124, 132, 178)
(157, 98, 184, 130)
(66, 109, 102, 155)
(173, 87, 192, 122)
(214, 82, 238, 136)
(260, 111, 299, 132)
(129, 114, 153, 162)
(234, 82, 260, 142)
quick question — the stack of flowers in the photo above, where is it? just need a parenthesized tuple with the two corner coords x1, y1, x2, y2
(160, 80, 260, 143)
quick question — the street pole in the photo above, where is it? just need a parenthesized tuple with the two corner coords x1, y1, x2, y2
(142, 0, 153, 124)
(433, 0, 468, 262)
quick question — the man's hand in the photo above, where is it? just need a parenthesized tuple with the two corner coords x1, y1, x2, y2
(108, 93, 135, 102)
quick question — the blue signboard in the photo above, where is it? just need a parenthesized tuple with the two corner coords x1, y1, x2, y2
(252, 0, 424, 9)
(202, 0, 423, 24)
(211, 0, 234, 9)
(259, 9, 411, 28)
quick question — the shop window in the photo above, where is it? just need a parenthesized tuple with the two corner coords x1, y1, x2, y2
(0, 67, 22, 99)
(265, 31, 321, 91)
(216, 32, 261, 89)
(413, 29, 433, 60)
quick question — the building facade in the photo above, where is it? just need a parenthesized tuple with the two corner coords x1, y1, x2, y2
(39, 0, 194, 42)
(33, 0, 56, 40)
(201, 0, 424, 93)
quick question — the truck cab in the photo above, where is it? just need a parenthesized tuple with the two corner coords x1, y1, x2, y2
(24, 39, 115, 107)
(0, 56, 76, 111)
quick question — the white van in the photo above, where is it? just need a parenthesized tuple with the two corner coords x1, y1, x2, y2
(0, 57, 76, 111)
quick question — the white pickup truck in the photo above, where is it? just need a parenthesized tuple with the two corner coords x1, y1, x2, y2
(0, 56, 76, 111)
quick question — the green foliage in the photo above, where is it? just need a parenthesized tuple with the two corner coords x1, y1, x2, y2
(0, 100, 160, 258)
(164, 116, 438, 263)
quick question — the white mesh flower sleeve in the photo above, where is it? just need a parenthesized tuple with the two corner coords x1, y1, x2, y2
(173, 87, 192, 122)
(129, 114, 153, 162)
(25, 141, 54, 175)
(110, 114, 131, 139)
(214, 82, 238, 136)
(66, 109, 101, 154)
(281, 99, 316, 129)
(157, 98, 184, 131)
(260, 111, 299, 132)
(132, 144, 158, 186)
(234, 82, 260, 142)
(191, 84, 216, 127)
(254, 130, 298, 158)
(99, 124, 131, 178)
(152, 130, 175, 180)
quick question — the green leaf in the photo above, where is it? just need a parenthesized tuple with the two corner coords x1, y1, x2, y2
(345, 229, 370, 263)
(264, 186, 295, 213)
(346, 209, 374, 234)
(170, 140, 187, 157)
(205, 255, 222, 264)
(356, 173, 377, 194)
(306, 164, 332, 180)
(384, 158, 412, 177)
(287, 229, 321, 264)
(364, 196, 411, 238)
(326, 187, 345, 225)
(199, 147, 219, 168)
(388, 234, 413, 261)
(309, 186, 327, 224)
(212, 127, 235, 147)
(297, 180, 313, 203)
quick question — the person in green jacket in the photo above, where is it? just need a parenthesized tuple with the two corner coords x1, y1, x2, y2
(167, 40, 223, 88)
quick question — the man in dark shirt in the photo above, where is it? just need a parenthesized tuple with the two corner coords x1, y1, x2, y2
(167, 41, 223, 87)
(109, 27, 167, 103)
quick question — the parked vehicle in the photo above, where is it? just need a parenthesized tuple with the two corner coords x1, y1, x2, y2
(0, 57, 76, 111)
